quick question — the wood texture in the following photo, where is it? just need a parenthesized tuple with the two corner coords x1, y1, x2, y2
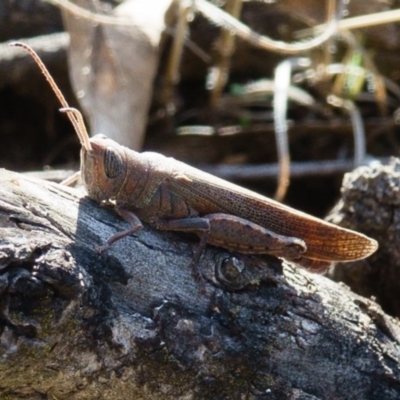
(0, 168, 399, 399)
(329, 158, 400, 318)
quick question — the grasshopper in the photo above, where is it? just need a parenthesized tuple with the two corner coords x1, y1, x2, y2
(11, 42, 378, 273)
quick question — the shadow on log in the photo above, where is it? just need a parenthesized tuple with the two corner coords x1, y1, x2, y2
(0, 168, 400, 399)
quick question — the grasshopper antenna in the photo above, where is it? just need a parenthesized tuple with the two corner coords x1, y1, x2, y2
(9, 42, 92, 152)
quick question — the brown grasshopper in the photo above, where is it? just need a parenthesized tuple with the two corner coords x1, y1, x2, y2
(11, 42, 378, 273)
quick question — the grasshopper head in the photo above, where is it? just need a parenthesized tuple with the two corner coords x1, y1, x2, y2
(9, 42, 128, 204)
(80, 134, 127, 204)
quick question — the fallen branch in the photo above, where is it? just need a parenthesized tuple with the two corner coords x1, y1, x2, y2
(0, 168, 399, 399)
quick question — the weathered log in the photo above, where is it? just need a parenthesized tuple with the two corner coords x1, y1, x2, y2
(0, 168, 399, 399)
(329, 158, 400, 318)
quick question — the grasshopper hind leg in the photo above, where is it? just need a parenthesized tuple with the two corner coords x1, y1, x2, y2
(155, 213, 307, 272)
(200, 213, 307, 259)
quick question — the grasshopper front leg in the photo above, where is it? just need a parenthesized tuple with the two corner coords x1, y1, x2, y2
(97, 207, 143, 253)
(155, 212, 307, 264)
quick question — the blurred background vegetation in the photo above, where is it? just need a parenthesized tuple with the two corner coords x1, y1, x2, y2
(2, 0, 400, 217)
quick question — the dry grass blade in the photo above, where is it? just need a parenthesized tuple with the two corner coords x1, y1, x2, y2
(195, 0, 342, 54)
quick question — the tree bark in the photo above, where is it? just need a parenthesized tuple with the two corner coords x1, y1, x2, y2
(0, 168, 399, 400)
(329, 158, 400, 318)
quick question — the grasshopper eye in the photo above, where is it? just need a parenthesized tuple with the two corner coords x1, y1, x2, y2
(104, 147, 123, 178)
